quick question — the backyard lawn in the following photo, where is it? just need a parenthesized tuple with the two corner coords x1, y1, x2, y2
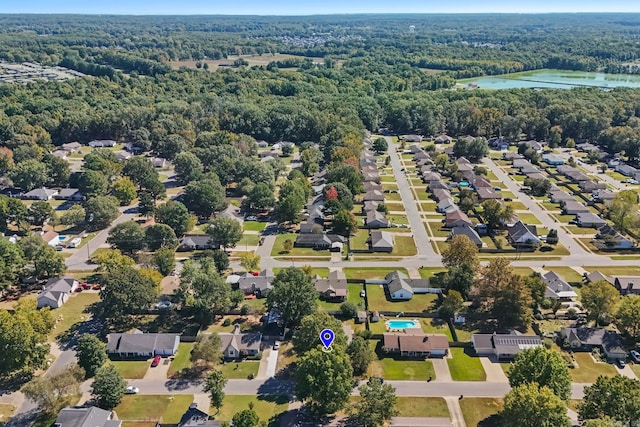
(115, 395, 193, 424)
(368, 358, 435, 380)
(350, 229, 370, 250)
(343, 267, 408, 280)
(50, 292, 100, 340)
(110, 361, 150, 379)
(365, 284, 437, 313)
(515, 212, 541, 225)
(167, 343, 194, 377)
(447, 347, 486, 381)
(459, 398, 504, 427)
(569, 352, 618, 383)
(214, 395, 289, 423)
(218, 361, 260, 379)
(395, 397, 450, 417)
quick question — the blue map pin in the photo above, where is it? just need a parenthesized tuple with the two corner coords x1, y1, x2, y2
(319, 329, 335, 350)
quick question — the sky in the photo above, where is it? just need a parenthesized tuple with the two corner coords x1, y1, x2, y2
(3, 0, 640, 15)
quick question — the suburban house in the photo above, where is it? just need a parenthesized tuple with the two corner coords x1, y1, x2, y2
(429, 180, 449, 191)
(362, 200, 380, 213)
(106, 332, 180, 358)
(469, 175, 492, 189)
(472, 332, 542, 360)
(363, 181, 382, 192)
(294, 233, 345, 250)
(506, 221, 540, 247)
(592, 189, 616, 203)
(365, 210, 390, 229)
(432, 188, 451, 202)
(503, 152, 524, 161)
(178, 235, 218, 251)
(615, 163, 639, 177)
(55, 188, 84, 201)
(575, 212, 607, 228)
(41, 230, 60, 247)
(22, 187, 58, 201)
(476, 187, 501, 200)
(542, 271, 578, 301)
(61, 142, 83, 152)
(385, 270, 432, 300)
(437, 198, 457, 214)
(370, 230, 395, 252)
(54, 406, 121, 427)
(88, 139, 116, 148)
(37, 276, 79, 309)
(585, 270, 613, 285)
(579, 180, 606, 193)
(455, 157, 474, 173)
(176, 403, 222, 427)
(218, 324, 262, 360)
(362, 172, 380, 182)
(422, 171, 441, 183)
(52, 150, 68, 160)
(363, 190, 385, 202)
(519, 140, 544, 152)
(542, 153, 565, 165)
(235, 270, 274, 297)
(115, 150, 132, 161)
(444, 210, 472, 228)
(595, 225, 634, 250)
(560, 328, 626, 361)
(383, 331, 449, 358)
(614, 276, 640, 295)
(401, 134, 422, 143)
(448, 225, 483, 248)
(549, 190, 575, 204)
(314, 270, 348, 301)
(561, 200, 589, 215)
(435, 134, 453, 144)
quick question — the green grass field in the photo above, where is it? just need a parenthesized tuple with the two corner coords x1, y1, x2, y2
(167, 342, 194, 377)
(583, 266, 640, 276)
(218, 361, 260, 379)
(243, 221, 267, 232)
(365, 284, 437, 313)
(459, 398, 504, 427)
(115, 395, 193, 424)
(343, 267, 408, 280)
(271, 233, 330, 257)
(569, 353, 618, 383)
(50, 292, 100, 340)
(545, 267, 584, 283)
(214, 395, 289, 423)
(395, 397, 450, 417)
(515, 212, 542, 225)
(110, 361, 150, 379)
(368, 358, 435, 380)
(447, 347, 487, 381)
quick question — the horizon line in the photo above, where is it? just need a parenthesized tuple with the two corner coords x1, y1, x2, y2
(2, 11, 640, 16)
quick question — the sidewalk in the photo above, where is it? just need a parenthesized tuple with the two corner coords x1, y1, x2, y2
(445, 396, 467, 427)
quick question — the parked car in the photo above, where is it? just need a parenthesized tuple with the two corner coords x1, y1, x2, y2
(151, 355, 162, 367)
(360, 290, 366, 298)
(81, 282, 91, 290)
(74, 287, 83, 292)
(273, 341, 280, 350)
(616, 358, 627, 368)
(125, 386, 139, 394)
(626, 178, 639, 184)
(55, 244, 64, 251)
(92, 284, 101, 290)
(630, 350, 640, 363)
(245, 215, 257, 221)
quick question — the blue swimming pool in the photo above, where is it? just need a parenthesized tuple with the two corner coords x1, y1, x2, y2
(387, 320, 419, 329)
(58, 235, 68, 242)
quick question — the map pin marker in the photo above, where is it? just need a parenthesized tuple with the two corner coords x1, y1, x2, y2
(319, 328, 335, 350)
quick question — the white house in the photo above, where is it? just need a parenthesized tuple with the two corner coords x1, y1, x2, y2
(41, 230, 60, 247)
(37, 276, 79, 309)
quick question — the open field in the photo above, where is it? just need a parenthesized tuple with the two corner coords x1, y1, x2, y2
(115, 395, 193, 424)
(169, 53, 326, 71)
(343, 267, 408, 280)
(545, 267, 583, 283)
(214, 395, 289, 423)
(218, 361, 260, 379)
(459, 398, 504, 427)
(368, 358, 435, 380)
(583, 266, 640, 276)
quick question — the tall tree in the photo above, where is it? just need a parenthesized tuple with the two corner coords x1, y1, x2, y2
(501, 383, 572, 427)
(295, 347, 354, 415)
(78, 170, 109, 198)
(579, 375, 640, 424)
(153, 247, 176, 276)
(347, 336, 376, 376)
(372, 137, 388, 153)
(111, 177, 137, 205)
(144, 224, 179, 251)
(581, 280, 620, 326)
(91, 364, 126, 410)
(438, 290, 464, 319)
(245, 182, 276, 211)
(206, 216, 243, 251)
(231, 409, 260, 427)
(23, 364, 85, 412)
(9, 159, 48, 191)
(266, 267, 318, 328)
(204, 369, 227, 414)
(607, 190, 639, 234)
(442, 235, 479, 268)
(479, 199, 514, 232)
(98, 266, 158, 324)
(76, 334, 107, 378)
(28, 201, 54, 227)
(441, 263, 475, 299)
(332, 209, 358, 236)
(107, 221, 146, 255)
(183, 177, 227, 218)
(349, 379, 397, 427)
(155, 200, 192, 236)
(59, 204, 86, 227)
(616, 295, 640, 342)
(190, 333, 223, 367)
(178, 257, 231, 325)
(292, 311, 347, 354)
(0, 238, 26, 291)
(85, 196, 120, 230)
(173, 151, 204, 185)
(508, 347, 572, 401)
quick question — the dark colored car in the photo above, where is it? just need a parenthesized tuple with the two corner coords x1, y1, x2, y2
(151, 355, 162, 367)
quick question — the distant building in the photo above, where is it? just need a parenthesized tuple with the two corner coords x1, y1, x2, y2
(23, 187, 58, 201)
(542, 271, 578, 301)
(178, 235, 218, 251)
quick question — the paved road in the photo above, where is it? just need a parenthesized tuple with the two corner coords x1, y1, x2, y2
(386, 136, 437, 260)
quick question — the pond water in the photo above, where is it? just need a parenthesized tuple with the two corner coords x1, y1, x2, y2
(460, 69, 640, 89)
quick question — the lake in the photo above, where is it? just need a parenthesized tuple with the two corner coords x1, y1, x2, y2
(459, 69, 640, 89)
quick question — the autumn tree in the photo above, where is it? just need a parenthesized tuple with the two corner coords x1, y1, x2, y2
(581, 280, 620, 326)
(332, 209, 358, 236)
(616, 295, 640, 342)
(442, 235, 479, 268)
(607, 190, 639, 234)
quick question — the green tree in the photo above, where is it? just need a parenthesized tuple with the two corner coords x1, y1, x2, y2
(267, 267, 318, 328)
(501, 383, 571, 427)
(282, 239, 293, 253)
(85, 196, 120, 230)
(332, 209, 358, 236)
(210, 250, 230, 273)
(190, 333, 223, 366)
(122, 157, 158, 189)
(183, 178, 227, 218)
(300, 147, 321, 176)
(207, 216, 243, 251)
(349, 379, 397, 427)
(581, 280, 620, 326)
(281, 143, 294, 157)
(107, 221, 146, 255)
(23, 364, 85, 412)
(111, 176, 137, 205)
(480, 199, 514, 232)
(59, 204, 86, 227)
(144, 224, 179, 251)
(295, 347, 353, 415)
(155, 200, 192, 236)
(340, 301, 358, 318)
(32, 244, 66, 280)
(245, 182, 276, 211)
(508, 347, 572, 401)
(239, 251, 260, 272)
(579, 376, 640, 424)
(524, 177, 552, 197)
(28, 201, 54, 227)
(347, 336, 375, 376)
(179, 257, 231, 325)
(441, 263, 475, 299)
(326, 164, 363, 195)
(607, 190, 639, 234)
(372, 137, 388, 153)
(0, 239, 26, 291)
(98, 266, 158, 324)
(616, 295, 640, 342)
(441, 235, 479, 268)
(92, 249, 136, 272)
(153, 247, 176, 276)
(453, 137, 489, 162)
(78, 170, 109, 198)
(173, 151, 204, 185)
(9, 159, 48, 190)
(523, 273, 547, 307)
(204, 369, 227, 414)
(292, 311, 347, 354)
(438, 290, 464, 319)
(231, 409, 260, 427)
(76, 334, 107, 378)
(91, 364, 127, 410)
(138, 191, 156, 217)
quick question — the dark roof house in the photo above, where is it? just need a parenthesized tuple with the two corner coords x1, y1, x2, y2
(314, 270, 348, 301)
(370, 231, 394, 252)
(383, 331, 449, 358)
(236, 270, 274, 297)
(506, 221, 540, 247)
(448, 225, 483, 248)
(219, 324, 262, 359)
(472, 332, 542, 360)
(106, 332, 180, 358)
(54, 406, 121, 427)
(560, 328, 626, 360)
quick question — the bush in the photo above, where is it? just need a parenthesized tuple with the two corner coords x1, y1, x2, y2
(356, 330, 372, 339)
(222, 318, 232, 327)
(495, 237, 504, 250)
(240, 304, 250, 315)
(246, 352, 262, 361)
(340, 302, 358, 318)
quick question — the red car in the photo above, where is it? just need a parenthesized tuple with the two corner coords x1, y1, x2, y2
(81, 282, 92, 290)
(151, 355, 162, 367)
(92, 284, 101, 290)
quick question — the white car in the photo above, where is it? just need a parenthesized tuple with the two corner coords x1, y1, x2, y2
(125, 386, 139, 394)
(273, 341, 280, 350)
(360, 290, 366, 298)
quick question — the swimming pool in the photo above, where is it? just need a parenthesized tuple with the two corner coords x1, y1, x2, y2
(386, 319, 420, 330)
(58, 235, 69, 242)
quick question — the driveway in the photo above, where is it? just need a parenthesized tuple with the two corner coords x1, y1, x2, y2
(257, 347, 279, 379)
(479, 357, 509, 383)
(445, 396, 466, 427)
(143, 358, 167, 380)
(431, 358, 452, 382)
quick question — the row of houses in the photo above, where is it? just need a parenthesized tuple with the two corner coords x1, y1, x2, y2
(586, 270, 640, 296)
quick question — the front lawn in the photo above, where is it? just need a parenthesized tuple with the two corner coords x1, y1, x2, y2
(515, 212, 542, 225)
(275, 342, 297, 376)
(343, 267, 408, 280)
(459, 398, 504, 427)
(218, 361, 260, 379)
(365, 284, 437, 313)
(168, 342, 194, 377)
(545, 267, 583, 283)
(569, 352, 618, 383)
(389, 235, 417, 256)
(115, 395, 193, 424)
(418, 267, 446, 279)
(270, 233, 330, 257)
(243, 221, 267, 232)
(214, 395, 289, 423)
(584, 266, 640, 276)
(395, 397, 450, 418)
(237, 234, 260, 247)
(447, 347, 486, 381)
(368, 358, 435, 381)
(110, 360, 150, 379)
(50, 292, 100, 340)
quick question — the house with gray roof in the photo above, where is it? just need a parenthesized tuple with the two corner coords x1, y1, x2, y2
(444, 209, 472, 228)
(592, 189, 616, 203)
(23, 187, 58, 201)
(549, 190, 575, 203)
(542, 153, 565, 165)
(437, 198, 457, 213)
(615, 163, 639, 177)
(560, 328, 626, 361)
(448, 225, 483, 248)
(363, 190, 385, 202)
(314, 270, 348, 301)
(37, 276, 78, 309)
(432, 188, 451, 202)
(370, 231, 394, 252)
(561, 200, 589, 215)
(476, 187, 501, 201)
(542, 271, 578, 301)
(576, 212, 607, 228)
(579, 180, 606, 193)
(384, 271, 432, 301)
(595, 224, 634, 250)
(54, 406, 121, 427)
(362, 200, 380, 213)
(585, 271, 613, 285)
(294, 233, 345, 250)
(218, 324, 262, 360)
(472, 332, 542, 360)
(236, 270, 274, 297)
(363, 181, 382, 192)
(178, 235, 218, 251)
(506, 221, 540, 248)
(365, 210, 389, 229)
(55, 188, 84, 201)
(61, 142, 82, 152)
(106, 332, 180, 358)
(177, 403, 222, 427)
(614, 276, 640, 296)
